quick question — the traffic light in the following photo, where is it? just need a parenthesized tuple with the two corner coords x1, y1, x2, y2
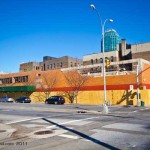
(105, 59, 110, 68)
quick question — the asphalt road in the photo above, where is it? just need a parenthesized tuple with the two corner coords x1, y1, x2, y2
(0, 103, 150, 150)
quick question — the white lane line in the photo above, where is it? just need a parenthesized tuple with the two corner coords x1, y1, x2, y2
(5, 114, 71, 125)
(46, 116, 100, 129)
(133, 111, 137, 113)
(145, 108, 149, 109)
(82, 139, 90, 142)
(1, 109, 10, 111)
(5, 117, 43, 125)
(58, 134, 78, 139)
(140, 109, 145, 111)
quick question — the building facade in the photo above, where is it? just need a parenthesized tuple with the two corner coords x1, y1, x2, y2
(41, 56, 83, 71)
(83, 50, 119, 73)
(83, 28, 150, 73)
(20, 56, 83, 72)
(120, 39, 150, 62)
(20, 62, 40, 72)
(102, 29, 120, 52)
(0, 65, 150, 106)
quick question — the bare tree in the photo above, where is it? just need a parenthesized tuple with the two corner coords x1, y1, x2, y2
(63, 70, 90, 104)
(40, 71, 58, 99)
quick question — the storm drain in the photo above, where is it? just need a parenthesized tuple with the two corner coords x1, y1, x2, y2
(34, 130, 53, 135)
(29, 128, 68, 139)
(77, 111, 87, 113)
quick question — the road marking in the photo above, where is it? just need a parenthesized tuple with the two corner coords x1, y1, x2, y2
(132, 107, 150, 113)
(58, 134, 78, 139)
(46, 116, 100, 129)
(5, 117, 43, 125)
(1, 109, 10, 111)
(5, 114, 71, 125)
(133, 111, 137, 113)
(82, 139, 90, 142)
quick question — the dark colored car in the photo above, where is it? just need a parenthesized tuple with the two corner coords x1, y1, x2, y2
(0, 96, 14, 102)
(15, 96, 31, 103)
(45, 96, 65, 104)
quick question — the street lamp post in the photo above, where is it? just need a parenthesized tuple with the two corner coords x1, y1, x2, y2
(136, 64, 141, 106)
(90, 4, 113, 113)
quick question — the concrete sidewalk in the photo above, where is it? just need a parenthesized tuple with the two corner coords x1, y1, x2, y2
(0, 124, 16, 141)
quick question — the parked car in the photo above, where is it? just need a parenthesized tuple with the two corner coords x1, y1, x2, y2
(0, 96, 14, 102)
(45, 96, 65, 104)
(15, 96, 31, 103)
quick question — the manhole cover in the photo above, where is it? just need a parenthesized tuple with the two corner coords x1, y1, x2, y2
(34, 130, 53, 135)
(77, 111, 87, 113)
(0, 130, 6, 133)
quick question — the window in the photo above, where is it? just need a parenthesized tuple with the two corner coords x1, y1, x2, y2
(100, 58, 103, 63)
(57, 63, 59, 67)
(60, 62, 63, 67)
(15, 77, 18, 83)
(95, 59, 98, 63)
(111, 56, 114, 62)
(14, 76, 28, 83)
(95, 68, 98, 72)
(91, 59, 94, 65)
(36, 66, 39, 70)
(36, 74, 41, 77)
(1, 78, 12, 84)
(53, 63, 55, 68)
(50, 64, 52, 69)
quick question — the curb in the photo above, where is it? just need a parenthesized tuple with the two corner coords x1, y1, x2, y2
(0, 105, 102, 114)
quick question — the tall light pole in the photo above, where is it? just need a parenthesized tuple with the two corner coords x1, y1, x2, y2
(136, 64, 141, 106)
(90, 4, 113, 114)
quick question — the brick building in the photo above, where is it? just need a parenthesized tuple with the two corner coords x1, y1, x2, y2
(20, 56, 83, 72)
(20, 62, 40, 72)
(41, 56, 83, 71)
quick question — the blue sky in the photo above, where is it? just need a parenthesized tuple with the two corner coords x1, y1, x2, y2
(0, 0, 150, 73)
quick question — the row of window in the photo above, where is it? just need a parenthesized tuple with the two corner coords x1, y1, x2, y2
(0, 76, 28, 84)
(46, 62, 63, 70)
(70, 62, 80, 67)
(46, 62, 81, 70)
(33, 66, 40, 70)
(90, 56, 114, 65)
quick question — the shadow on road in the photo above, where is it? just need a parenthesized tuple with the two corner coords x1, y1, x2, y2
(42, 118, 120, 150)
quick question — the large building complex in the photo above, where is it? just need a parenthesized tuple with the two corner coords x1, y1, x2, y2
(82, 29, 150, 74)
(0, 28, 150, 106)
